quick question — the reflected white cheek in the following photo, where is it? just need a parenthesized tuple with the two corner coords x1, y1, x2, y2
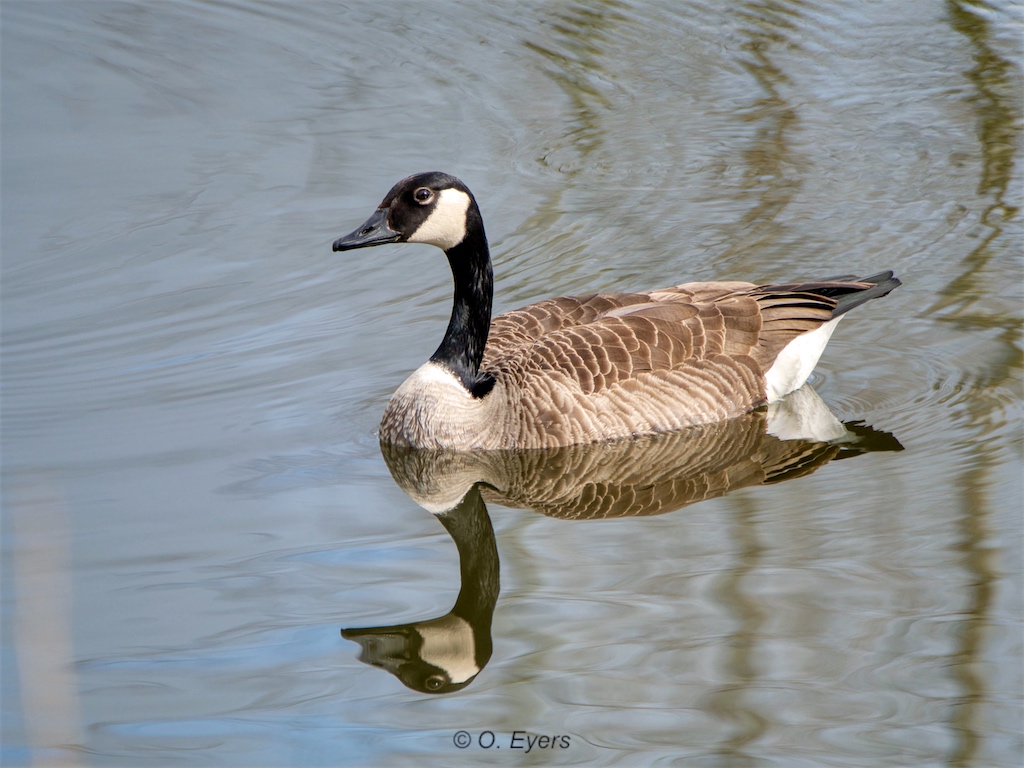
(417, 615, 479, 684)
(407, 188, 471, 250)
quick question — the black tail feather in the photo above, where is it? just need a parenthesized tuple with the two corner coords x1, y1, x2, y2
(832, 271, 901, 317)
(755, 271, 901, 317)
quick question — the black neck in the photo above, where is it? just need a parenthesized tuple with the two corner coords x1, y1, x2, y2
(436, 484, 498, 663)
(429, 211, 495, 397)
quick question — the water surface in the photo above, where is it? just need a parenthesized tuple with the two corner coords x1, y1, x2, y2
(2, 1, 1021, 766)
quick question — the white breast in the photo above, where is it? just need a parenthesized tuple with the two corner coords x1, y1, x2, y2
(379, 362, 497, 449)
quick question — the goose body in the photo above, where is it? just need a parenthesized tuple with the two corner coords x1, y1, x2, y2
(332, 172, 900, 450)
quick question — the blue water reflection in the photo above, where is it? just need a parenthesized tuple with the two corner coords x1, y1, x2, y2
(2, 1, 1020, 766)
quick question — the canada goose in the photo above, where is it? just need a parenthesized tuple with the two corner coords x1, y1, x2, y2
(332, 172, 901, 450)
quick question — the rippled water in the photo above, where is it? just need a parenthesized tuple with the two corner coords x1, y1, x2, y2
(2, 1, 1021, 766)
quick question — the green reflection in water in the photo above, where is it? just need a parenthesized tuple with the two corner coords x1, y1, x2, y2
(726, 1, 804, 253)
(931, 1, 1022, 327)
(521, 0, 630, 172)
(703, 493, 769, 765)
(941, 4, 1021, 767)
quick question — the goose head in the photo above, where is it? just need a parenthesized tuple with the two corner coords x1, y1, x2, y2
(332, 171, 479, 253)
(342, 613, 486, 694)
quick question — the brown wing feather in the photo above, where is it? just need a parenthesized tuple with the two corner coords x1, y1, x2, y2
(485, 282, 837, 386)
(475, 279, 881, 446)
(748, 290, 839, 368)
(484, 292, 651, 362)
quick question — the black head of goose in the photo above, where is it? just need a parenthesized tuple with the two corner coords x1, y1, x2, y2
(332, 172, 900, 450)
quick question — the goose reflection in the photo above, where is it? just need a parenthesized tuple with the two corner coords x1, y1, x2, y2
(342, 387, 901, 693)
(342, 484, 497, 694)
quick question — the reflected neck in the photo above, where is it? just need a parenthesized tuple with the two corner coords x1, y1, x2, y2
(437, 484, 498, 660)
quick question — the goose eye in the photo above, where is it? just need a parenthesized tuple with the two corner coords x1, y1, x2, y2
(413, 187, 434, 204)
(425, 675, 445, 690)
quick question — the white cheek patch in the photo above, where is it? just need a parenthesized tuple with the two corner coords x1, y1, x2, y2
(407, 188, 471, 250)
(417, 615, 480, 684)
